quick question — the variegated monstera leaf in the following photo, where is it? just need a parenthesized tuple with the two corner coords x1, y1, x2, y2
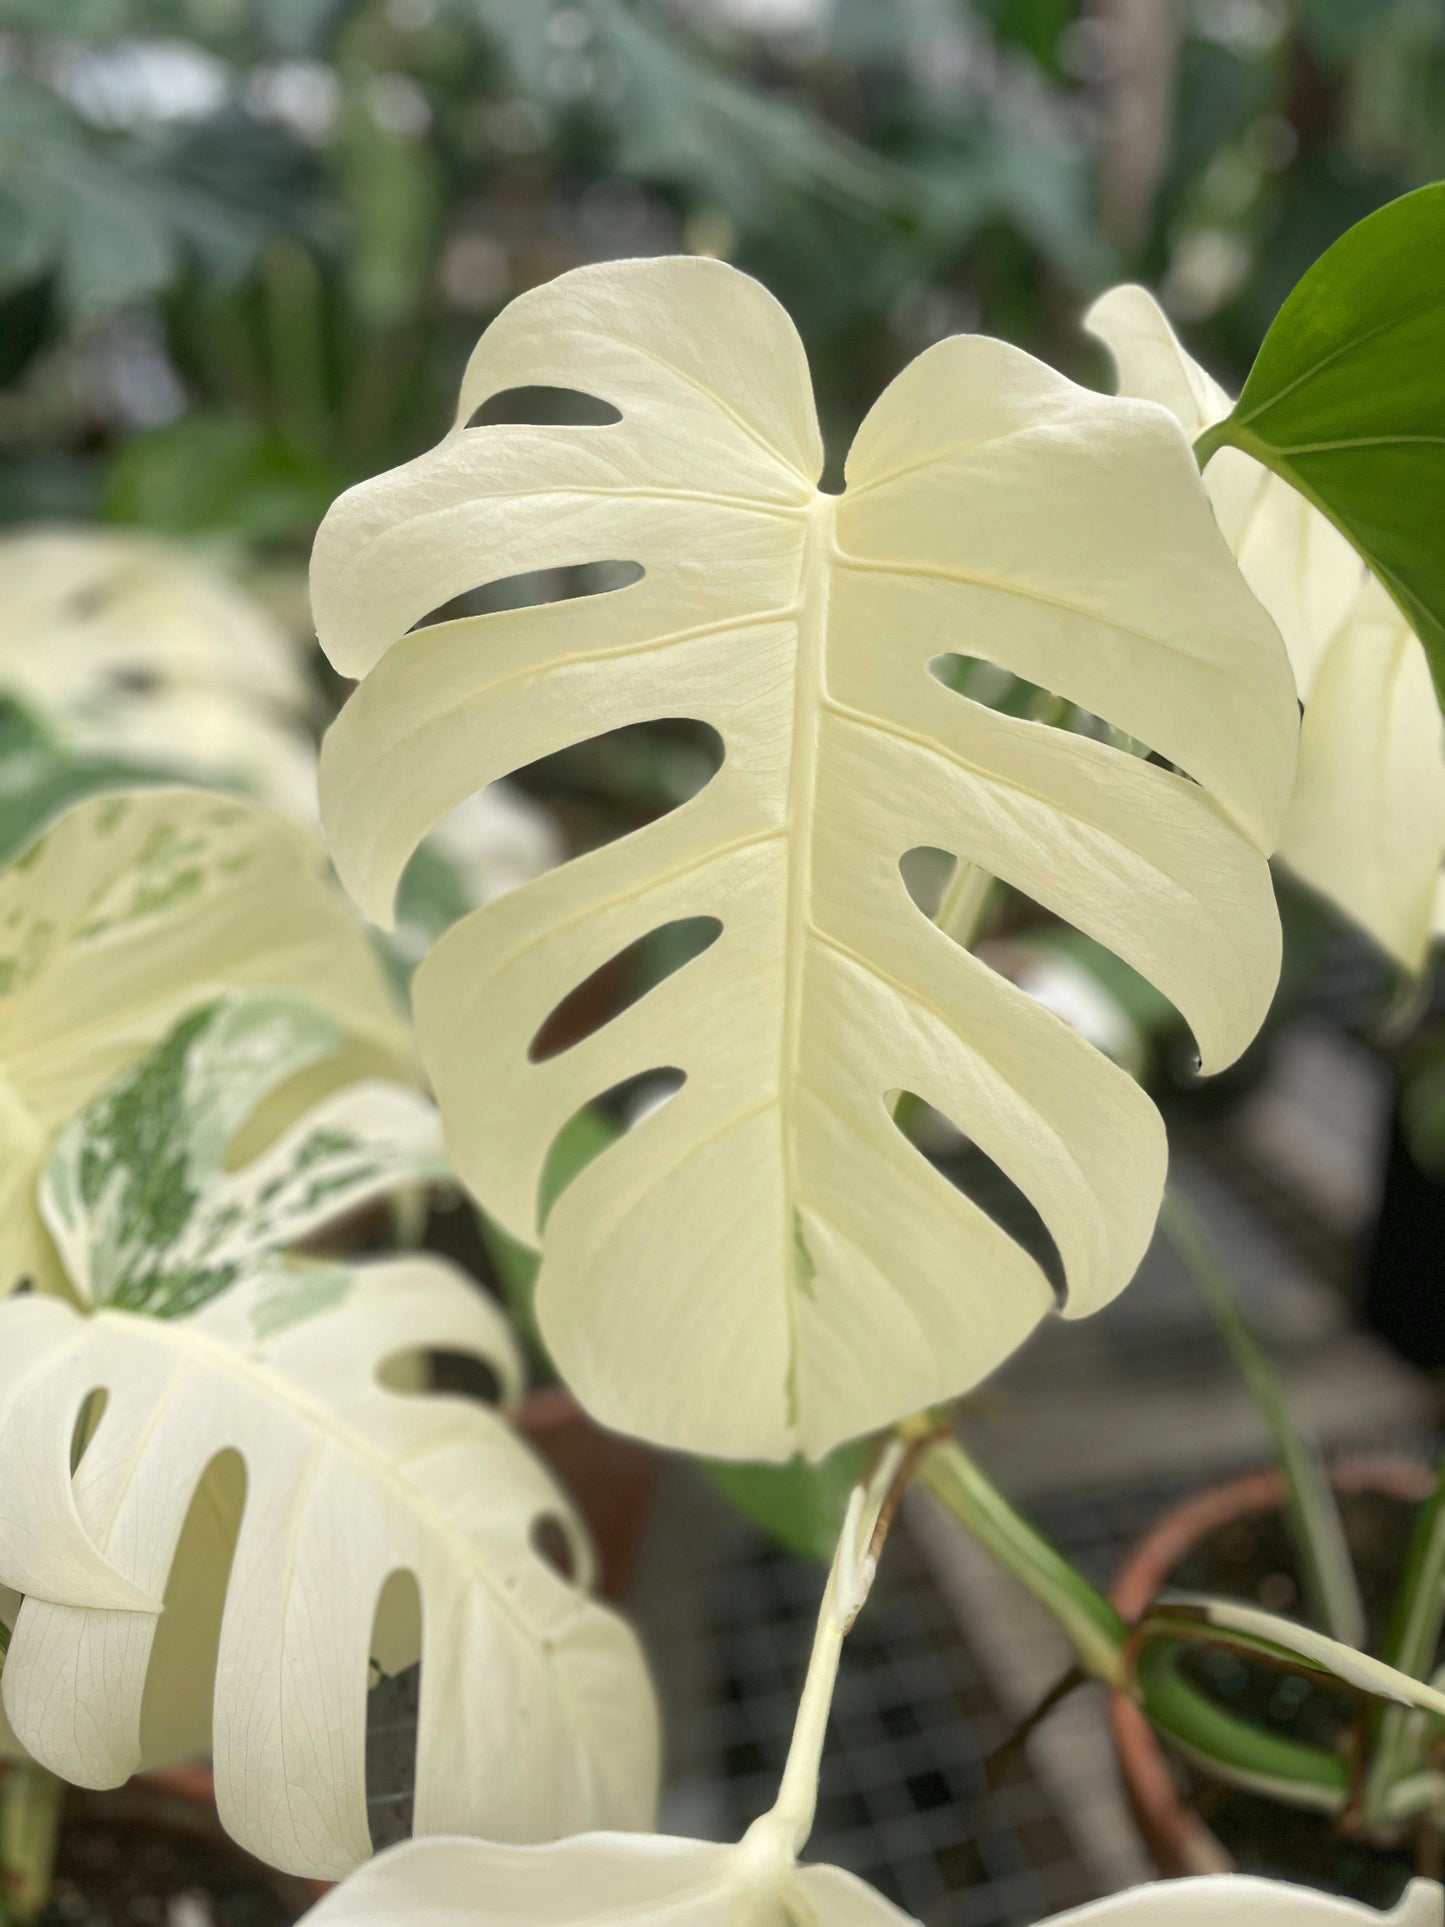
(313, 256, 1297, 1461)
(1088, 285, 1445, 973)
(0, 787, 414, 1300)
(0, 996, 660, 1879)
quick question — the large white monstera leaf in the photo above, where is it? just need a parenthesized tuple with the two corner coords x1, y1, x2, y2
(0, 787, 413, 1299)
(1088, 285, 1445, 973)
(0, 998, 660, 1879)
(299, 1839, 1442, 1925)
(0, 526, 318, 823)
(313, 255, 1296, 1461)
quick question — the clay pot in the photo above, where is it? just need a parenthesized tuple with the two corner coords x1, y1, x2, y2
(1107, 1457, 1437, 1878)
(515, 1384, 661, 1598)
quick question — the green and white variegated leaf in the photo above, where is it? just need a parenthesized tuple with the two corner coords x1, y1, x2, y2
(0, 1254, 660, 1880)
(41, 993, 448, 1315)
(1088, 285, 1445, 973)
(0, 787, 415, 1301)
(1151, 1593, 1445, 1719)
(297, 1840, 1444, 1926)
(312, 255, 1296, 1462)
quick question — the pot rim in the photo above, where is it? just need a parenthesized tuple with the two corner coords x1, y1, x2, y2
(1106, 1454, 1436, 1879)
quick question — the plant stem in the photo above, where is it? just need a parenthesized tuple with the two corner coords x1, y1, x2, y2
(0, 1762, 63, 1924)
(1161, 1189, 1365, 1647)
(917, 1436, 1128, 1686)
(934, 859, 996, 953)
(1193, 419, 1232, 468)
(919, 1434, 1358, 1807)
(1365, 1466, 1445, 1823)
(757, 1441, 911, 1857)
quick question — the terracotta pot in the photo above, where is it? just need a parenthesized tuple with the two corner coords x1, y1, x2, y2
(5, 1763, 332, 1918)
(516, 1384, 660, 1598)
(1107, 1456, 1437, 1878)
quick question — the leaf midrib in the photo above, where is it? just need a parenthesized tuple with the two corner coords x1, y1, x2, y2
(777, 496, 835, 1419)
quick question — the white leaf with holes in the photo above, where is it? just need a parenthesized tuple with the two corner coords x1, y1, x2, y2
(0, 788, 414, 1301)
(1088, 285, 1445, 972)
(297, 1839, 1443, 1925)
(0, 1254, 659, 1878)
(313, 255, 1297, 1461)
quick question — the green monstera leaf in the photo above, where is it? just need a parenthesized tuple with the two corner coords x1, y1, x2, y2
(1194, 185, 1445, 713)
(312, 256, 1296, 1461)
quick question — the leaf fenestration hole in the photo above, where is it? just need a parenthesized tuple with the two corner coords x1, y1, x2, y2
(366, 1568, 422, 1853)
(465, 385, 622, 429)
(538, 1071, 684, 1227)
(508, 717, 724, 855)
(888, 1090, 1066, 1302)
(899, 845, 960, 921)
(530, 1513, 578, 1583)
(529, 915, 722, 1063)
(927, 653, 1151, 757)
(411, 559, 643, 632)
(422, 1347, 505, 1407)
(138, 1448, 247, 1767)
(69, 1387, 109, 1472)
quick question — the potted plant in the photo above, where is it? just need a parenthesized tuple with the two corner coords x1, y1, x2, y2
(2, 183, 1445, 1926)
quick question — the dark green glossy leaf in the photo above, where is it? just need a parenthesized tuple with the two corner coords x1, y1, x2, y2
(1199, 185, 1445, 708)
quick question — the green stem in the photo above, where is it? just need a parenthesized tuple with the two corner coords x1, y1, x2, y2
(1193, 419, 1233, 468)
(1161, 1189, 1366, 1647)
(934, 859, 996, 953)
(1365, 1466, 1445, 1822)
(919, 1436, 1356, 1808)
(917, 1437, 1128, 1686)
(0, 1763, 63, 1925)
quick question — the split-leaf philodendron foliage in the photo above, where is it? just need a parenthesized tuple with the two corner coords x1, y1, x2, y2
(0, 994, 660, 1880)
(0, 787, 416, 1301)
(1089, 285, 1445, 973)
(302, 1841, 1444, 1926)
(313, 255, 1297, 1462)
(1193, 183, 1445, 715)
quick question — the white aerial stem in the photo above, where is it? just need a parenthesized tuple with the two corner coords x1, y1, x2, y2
(743, 1440, 907, 1866)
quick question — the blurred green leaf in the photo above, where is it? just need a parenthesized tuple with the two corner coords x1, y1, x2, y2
(1199, 184, 1445, 709)
(336, 91, 444, 327)
(701, 1438, 876, 1564)
(104, 412, 342, 544)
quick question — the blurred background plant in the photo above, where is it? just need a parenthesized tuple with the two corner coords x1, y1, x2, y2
(2, 0, 1440, 544)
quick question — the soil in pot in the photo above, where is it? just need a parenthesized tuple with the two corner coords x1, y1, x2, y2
(6, 1777, 318, 1927)
(31, 1819, 295, 1927)
(1149, 1486, 1431, 1908)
